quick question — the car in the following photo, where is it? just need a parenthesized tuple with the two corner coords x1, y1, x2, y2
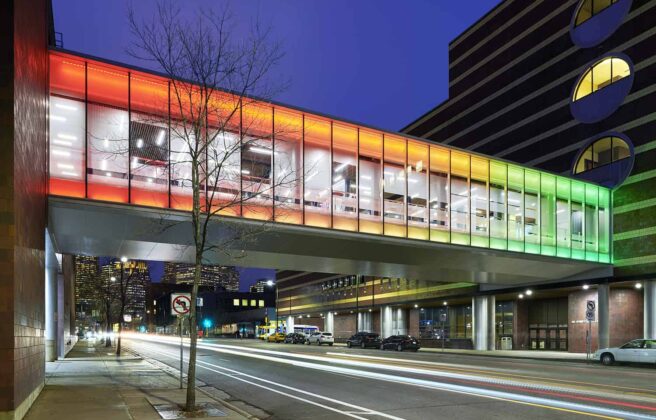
(306, 331, 334, 346)
(380, 335, 420, 352)
(284, 332, 306, 344)
(594, 339, 656, 365)
(346, 332, 381, 349)
(266, 332, 286, 343)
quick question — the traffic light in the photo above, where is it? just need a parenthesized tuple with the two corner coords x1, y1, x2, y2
(202, 318, 212, 329)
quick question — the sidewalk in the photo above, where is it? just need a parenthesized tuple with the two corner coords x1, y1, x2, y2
(24, 339, 253, 420)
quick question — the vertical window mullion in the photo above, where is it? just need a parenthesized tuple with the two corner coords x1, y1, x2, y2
(272, 107, 276, 221)
(167, 80, 171, 209)
(356, 128, 360, 233)
(128, 72, 132, 203)
(84, 62, 88, 198)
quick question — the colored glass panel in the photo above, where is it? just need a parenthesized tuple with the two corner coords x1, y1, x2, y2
(50, 54, 85, 99)
(241, 103, 273, 220)
(489, 161, 507, 250)
(470, 157, 489, 248)
(540, 174, 556, 256)
(585, 184, 599, 261)
(450, 152, 470, 245)
(274, 108, 303, 224)
(49, 95, 85, 197)
(507, 166, 524, 252)
(571, 181, 586, 260)
(556, 177, 571, 258)
(383, 135, 407, 238)
(524, 170, 540, 254)
(332, 123, 358, 231)
(429, 146, 450, 243)
(304, 116, 332, 228)
(407, 141, 429, 240)
(359, 130, 383, 235)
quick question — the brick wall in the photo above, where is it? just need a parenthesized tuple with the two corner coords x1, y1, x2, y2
(333, 314, 356, 340)
(408, 309, 420, 338)
(513, 298, 529, 350)
(0, 0, 49, 414)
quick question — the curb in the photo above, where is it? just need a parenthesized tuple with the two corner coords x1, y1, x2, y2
(124, 346, 260, 419)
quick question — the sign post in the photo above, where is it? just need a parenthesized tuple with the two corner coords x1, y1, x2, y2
(585, 300, 596, 362)
(171, 293, 191, 389)
(440, 312, 447, 352)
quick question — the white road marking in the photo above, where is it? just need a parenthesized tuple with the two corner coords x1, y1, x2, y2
(131, 340, 406, 420)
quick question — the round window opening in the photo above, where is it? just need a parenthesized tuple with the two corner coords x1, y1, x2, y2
(570, 0, 632, 48)
(570, 54, 633, 123)
(572, 133, 634, 188)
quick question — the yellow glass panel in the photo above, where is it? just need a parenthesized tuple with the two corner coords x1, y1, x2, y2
(611, 57, 630, 80)
(470, 157, 488, 181)
(451, 152, 469, 178)
(575, 69, 593, 100)
(575, 0, 593, 26)
(592, 58, 612, 92)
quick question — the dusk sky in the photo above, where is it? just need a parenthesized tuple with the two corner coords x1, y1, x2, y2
(54, 0, 500, 288)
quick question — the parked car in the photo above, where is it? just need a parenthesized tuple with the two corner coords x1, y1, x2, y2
(284, 332, 306, 344)
(306, 331, 334, 346)
(594, 339, 656, 365)
(380, 335, 420, 352)
(266, 332, 286, 343)
(346, 332, 381, 349)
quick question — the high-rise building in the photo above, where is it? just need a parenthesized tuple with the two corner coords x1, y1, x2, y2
(162, 263, 239, 291)
(74, 255, 99, 317)
(100, 260, 151, 317)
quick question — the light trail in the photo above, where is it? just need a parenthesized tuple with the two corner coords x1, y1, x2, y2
(126, 335, 656, 420)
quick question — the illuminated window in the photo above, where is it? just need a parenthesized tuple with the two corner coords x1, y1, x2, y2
(573, 57, 630, 101)
(574, 136, 630, 174)
(258, 300, 264, 308)
(250, 299, 257, 307)
(241, 299, 248, 306)
(575, 0, 619, 26)
(233, 299, 240, 307)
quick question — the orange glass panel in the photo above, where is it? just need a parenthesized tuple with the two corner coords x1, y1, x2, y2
(87, 63, 128, 108)
(332, 123, 358, 231)
(49, 178, 85, 198)
(208, 91, 241, 129)
(50, 53, 85, 99)
(130, 73, 169, 114)
(208, 114, 241, 217)
(303, 116, 331, 228)
(358, 129, 383, 235)
(242, 102, 273, 220)
(383, 135, 406, 238)
(274, 108, 303, 224)
(407, 141, 428, 240)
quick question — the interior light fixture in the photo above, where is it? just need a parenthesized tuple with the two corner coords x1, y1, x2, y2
(518, 294, 524, 299)
(51, 115, 66, 122)
(52, 150, 70, 157)
(57, 163, 74, 170)
(53, 139, 72, 147)
(582, 284, 590, 290)
(136, 138, 144, 148)
(55, 103, 78, 111)
(525, 289, 533, 296)
(156, 130, 166, 146)
(250, 146, 272, 155)
(57, 133, 76, 140)
(635, 283, 643, 289)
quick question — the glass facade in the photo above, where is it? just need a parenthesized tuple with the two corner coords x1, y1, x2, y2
(573, 57, 631, 101)
(48, 51, 611, 262)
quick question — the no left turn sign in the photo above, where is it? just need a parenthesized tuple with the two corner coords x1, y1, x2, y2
(171, 293, 192, 315)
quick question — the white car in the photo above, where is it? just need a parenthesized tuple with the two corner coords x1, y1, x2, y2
(594, 339, 656, 365)
(306, 331, 334, 346)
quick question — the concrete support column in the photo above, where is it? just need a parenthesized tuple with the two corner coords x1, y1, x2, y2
(472, 295, 495, 351)
(381, 306, 393, 338)
(357, 312, 372, 332)
(45, 231, 58, 362)
(598, 283, 610, 349)
(325, 311, 334, 334)
(286, 316, 295, 334)
(394, 308, 408, 335)
(645, 280, 656, 339)
(57, 271, 65, 359)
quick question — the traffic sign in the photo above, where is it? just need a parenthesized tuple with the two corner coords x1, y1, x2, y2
(585, 300, 595, 321)
(171, 293, 192, 315)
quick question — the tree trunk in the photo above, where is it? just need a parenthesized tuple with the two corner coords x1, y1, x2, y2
(116, 308, 123, 355)
(105, 303, 112, 347)
(185, 251, 202, 411)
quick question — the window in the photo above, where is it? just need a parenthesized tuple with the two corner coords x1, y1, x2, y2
(574, 136, 630, 174)
(250, 299, 257, 307)
(574, 57, 630, 101)
(258, 300, 264, 308)
(242, 299, 248, 306)
(233, 299, 240, 307)
(575, 0, 619, 26)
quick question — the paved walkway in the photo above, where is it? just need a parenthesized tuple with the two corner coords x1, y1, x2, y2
(24, 339, 252, 420)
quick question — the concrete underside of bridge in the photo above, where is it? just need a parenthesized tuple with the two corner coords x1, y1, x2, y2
(49, 196, 612, 286)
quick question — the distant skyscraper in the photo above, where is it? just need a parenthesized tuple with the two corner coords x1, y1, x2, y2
(100, 260, 150, 317)
(162, 263, 239, 291)
(74, 255, 99, 316)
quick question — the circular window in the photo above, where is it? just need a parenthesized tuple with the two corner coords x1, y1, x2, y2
(572, 132, 634, 188)
(570, 54, 634, 123)
(570, 0, 632, 48)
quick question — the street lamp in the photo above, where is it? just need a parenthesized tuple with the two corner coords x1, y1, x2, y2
(110, 276, 116, 282)
(120, 256, 128, 263)
(267, 280, 278, 333)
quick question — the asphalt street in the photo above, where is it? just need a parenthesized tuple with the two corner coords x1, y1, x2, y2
(124, 335, 656, 420)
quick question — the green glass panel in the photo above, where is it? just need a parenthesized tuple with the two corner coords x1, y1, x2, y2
(598, 187, 610, 262)
(490, 161, 507, 250)
(556, 177, 571, 258)
(524, 170, 540, 254)
(507, 166, 524, 252)
(585, 184, 599, 262)
(540, 174, 556, 256)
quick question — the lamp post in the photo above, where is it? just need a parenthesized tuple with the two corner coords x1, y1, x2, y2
(267, 280, 277, 334)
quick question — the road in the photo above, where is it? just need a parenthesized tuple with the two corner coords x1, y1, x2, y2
(124, 335, 656, 420)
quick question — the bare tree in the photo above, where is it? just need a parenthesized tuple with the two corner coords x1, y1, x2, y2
(113, 258, 143, 356)
(127, 2, 293, 411)
(92, 269, 118, 347)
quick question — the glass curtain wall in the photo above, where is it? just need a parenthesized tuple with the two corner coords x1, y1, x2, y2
(47, 52, 611, 262)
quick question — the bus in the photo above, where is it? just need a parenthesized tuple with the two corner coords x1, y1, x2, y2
(294, 324, 319, 337)
(256, 321, 286, 340)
